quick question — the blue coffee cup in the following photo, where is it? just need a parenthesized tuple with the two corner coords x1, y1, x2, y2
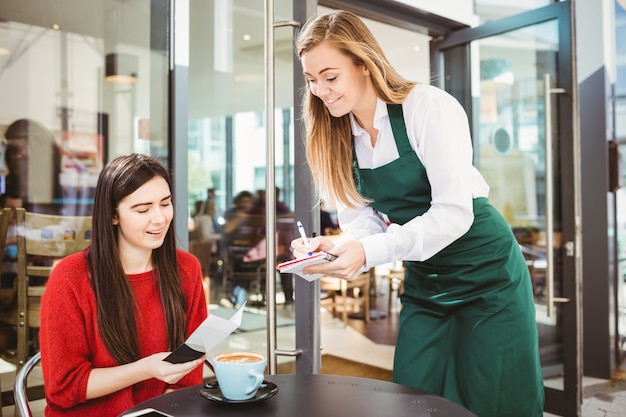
(209, 352, 267, 400)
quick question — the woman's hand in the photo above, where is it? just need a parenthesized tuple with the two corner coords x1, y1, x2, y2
(86, 352, 205, 400)
(144, 352, 206, 385)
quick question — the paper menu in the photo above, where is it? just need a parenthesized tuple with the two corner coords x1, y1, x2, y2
(164, 304, 245, 364)
(276, 252, 337, 281)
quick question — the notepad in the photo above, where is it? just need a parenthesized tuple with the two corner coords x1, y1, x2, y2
(276, 252, 337, 281)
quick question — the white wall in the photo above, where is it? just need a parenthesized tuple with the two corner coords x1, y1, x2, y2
(395, 0, 477, 26)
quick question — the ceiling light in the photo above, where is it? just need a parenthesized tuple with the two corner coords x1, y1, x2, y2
(105, 53, 138, 83)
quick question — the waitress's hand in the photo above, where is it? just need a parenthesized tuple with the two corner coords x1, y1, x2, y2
(291, 237, 366, 279)
(290, 236, 334, 258)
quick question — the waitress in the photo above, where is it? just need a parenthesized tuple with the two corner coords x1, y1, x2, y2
(290, 10, 544, 417)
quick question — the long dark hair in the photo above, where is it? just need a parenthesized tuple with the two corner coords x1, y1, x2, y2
(88, 153, 187, 364)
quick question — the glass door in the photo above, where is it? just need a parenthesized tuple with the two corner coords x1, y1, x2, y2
(432, 2, 580, 416)
(186, 0, 299, 374)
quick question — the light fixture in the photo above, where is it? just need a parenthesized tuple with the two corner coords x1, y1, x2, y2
(105, 53, 138, 83)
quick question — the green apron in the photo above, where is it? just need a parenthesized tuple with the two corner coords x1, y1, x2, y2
(353, 104, 544, 417)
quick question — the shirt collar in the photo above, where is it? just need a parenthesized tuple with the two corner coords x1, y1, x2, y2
(348, 97, 389, 136)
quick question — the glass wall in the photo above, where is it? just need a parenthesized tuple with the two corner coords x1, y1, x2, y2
(187, 1, 433, 303)
(186, 0, 434, 373)
(0, 0, 169, 216)
(185, 0, 296, 304)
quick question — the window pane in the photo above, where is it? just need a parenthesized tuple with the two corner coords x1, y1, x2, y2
(474, 0, 555, 24)
(0, 0, 169, 215)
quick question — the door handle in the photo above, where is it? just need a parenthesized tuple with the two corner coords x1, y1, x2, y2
(543, 73, 570, 317)
(265, 1, 302, 374)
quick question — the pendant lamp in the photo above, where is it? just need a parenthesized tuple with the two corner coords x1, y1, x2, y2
(105, 53, 138, 83)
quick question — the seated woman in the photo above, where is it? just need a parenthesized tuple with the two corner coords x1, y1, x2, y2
(39, 154, 207, 416)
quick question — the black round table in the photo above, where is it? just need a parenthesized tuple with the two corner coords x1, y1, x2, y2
(120, 374, 477, 417)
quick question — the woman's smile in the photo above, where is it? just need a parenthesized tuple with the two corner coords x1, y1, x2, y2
(301, 41, 375, 120)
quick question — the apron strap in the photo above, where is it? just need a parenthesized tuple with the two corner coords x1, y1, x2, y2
(387, 104, 414, 156)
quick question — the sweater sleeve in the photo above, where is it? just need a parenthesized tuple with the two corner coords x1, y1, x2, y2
(39, 253, 98, 409)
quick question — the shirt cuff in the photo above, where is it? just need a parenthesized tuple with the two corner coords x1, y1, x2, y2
(360, 233, 390, 269)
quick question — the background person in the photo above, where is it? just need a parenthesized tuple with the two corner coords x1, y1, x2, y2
(291, 11, 544, 417)
(39, 154, 207, 416)
(220, 190, 255, 308)
(191, 199, 221, 254)
(3, 118, 63, 211)
(198, 187, 219, 233)
(246, 187, 295, 306)
(221, 190, 254, 234)
(189, 198, 221, 305)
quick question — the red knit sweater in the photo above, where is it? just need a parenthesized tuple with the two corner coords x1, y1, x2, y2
(39, 249, 208, 416)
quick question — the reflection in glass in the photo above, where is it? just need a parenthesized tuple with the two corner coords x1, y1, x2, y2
(0, 1, 168, 216)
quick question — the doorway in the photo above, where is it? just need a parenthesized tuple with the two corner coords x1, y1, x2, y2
(432, 2, 580, 415)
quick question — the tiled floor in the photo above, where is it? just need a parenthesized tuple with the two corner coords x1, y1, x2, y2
(1, 274, 625, 417)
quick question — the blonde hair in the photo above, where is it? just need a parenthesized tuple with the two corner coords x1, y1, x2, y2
(296, 11, 417, 208)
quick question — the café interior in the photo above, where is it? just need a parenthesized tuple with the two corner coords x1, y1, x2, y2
(0, 0, 625, 416)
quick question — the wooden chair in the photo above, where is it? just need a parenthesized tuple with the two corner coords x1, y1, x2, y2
(0, 207, 13, 314)
(221, 214, 295, 305)
(0, 207, 12, 413)
(0, 208, 92, 372)
(221, 214, 267, 301)
(320, 270, 371, 327)
(188, 240, 213, 305)
(0, 208, 11, 259)
(386, 263, 405, 313)
(275, 215, 295, 263)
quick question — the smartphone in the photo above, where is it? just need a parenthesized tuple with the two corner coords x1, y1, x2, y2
(122, 409, 174, 417)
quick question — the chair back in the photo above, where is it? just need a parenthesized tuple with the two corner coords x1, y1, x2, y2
(225, 214, 266, 250)
(220, 214, 267, 300)
(21, 209, 92, 257)
(0, 207, 12, 259)
(276, 215, 295, 262)
(189, 240, 213, 278)
(223, 214, 266, 268)
(15, 208, 92, 368)
(13, 351, 41, 417)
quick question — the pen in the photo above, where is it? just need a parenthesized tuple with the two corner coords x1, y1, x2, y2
(296, 221, 313, 256)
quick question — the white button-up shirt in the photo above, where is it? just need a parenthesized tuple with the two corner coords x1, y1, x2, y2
(337, 84, 490, 268)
